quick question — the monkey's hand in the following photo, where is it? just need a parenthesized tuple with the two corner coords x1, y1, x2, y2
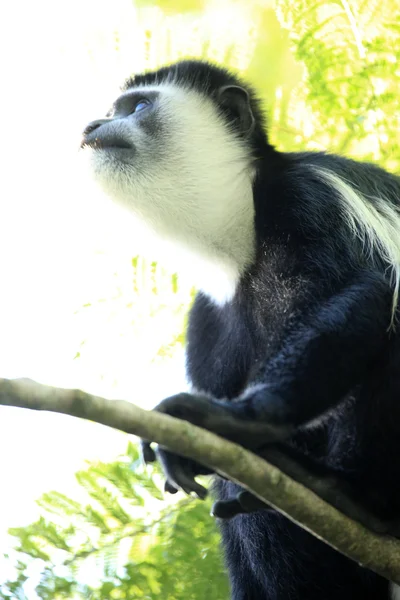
(141, 441, 212, 499)
(140, 391, 293, 498)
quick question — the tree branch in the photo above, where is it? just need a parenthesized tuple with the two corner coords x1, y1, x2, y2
(1, 377, 399, 582)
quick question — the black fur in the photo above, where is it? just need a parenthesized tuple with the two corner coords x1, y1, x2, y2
(131, 62, 400, 598)
(122, 60, 269, 152)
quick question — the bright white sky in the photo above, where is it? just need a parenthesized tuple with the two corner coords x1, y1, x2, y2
(0, 0, 192, 551)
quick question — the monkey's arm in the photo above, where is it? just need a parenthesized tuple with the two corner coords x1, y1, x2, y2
(141, 272, 394, 527)
(143, 271, 391, 447)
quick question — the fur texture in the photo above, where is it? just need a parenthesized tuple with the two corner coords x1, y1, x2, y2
(82, 60, 400, 599)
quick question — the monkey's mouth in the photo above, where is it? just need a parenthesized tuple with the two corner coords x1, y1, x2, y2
(80, 134, 132, 151)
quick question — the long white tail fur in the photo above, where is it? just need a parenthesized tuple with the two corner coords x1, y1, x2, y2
(312, 166, 400, 327)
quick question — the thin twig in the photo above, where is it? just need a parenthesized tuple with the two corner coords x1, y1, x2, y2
(340, 0, 366, 58)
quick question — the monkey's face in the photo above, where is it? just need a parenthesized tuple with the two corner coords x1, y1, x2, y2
(81, 83, 254, 244)
(81, 71, 258, 300)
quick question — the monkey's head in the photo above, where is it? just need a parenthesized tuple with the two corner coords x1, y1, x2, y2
(81, 61, 267, 298)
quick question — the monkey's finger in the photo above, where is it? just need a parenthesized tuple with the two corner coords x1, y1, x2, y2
(164, 463, 207, 499)
(164, 480, 179, 494)
(156, 449, 208, 499)
(212, 492, 273, 519)
(237, 491, 269, 512)
(140, 440, 156, 464)
(211, 499, 243, 519)
(174, 471, 208, 499)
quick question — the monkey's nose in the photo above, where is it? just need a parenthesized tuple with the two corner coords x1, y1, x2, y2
(81, 120, 105, 148)
(82, 118, 110, 138)
(80, 117, 132, 151)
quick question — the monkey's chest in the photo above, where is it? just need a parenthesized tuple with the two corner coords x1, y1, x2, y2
(185, 297, 258, 400)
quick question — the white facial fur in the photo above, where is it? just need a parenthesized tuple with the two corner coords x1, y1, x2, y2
(82, 83, 256, 303)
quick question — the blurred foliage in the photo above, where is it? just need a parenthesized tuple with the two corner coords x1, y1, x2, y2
(273, 0, 400, 166)
(3, 0, 399, 597)
(73, 255, 193, 367)
(0, 444, 228, 599)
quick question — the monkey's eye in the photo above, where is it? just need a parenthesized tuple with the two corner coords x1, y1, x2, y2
(133, 99, 152, 113)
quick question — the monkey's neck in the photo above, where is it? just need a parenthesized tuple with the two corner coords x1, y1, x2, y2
(166, 182, 256, 304)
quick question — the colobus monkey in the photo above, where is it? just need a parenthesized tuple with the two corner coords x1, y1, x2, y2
(81, 60, 400, 599)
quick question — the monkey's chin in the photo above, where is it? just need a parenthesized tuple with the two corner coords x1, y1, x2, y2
(86, 145, 134, 163)
(80, 147, 136, 190)
(79, 147, 119, 190)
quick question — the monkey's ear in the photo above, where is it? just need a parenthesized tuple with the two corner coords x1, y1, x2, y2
(217, 85, 255, 136)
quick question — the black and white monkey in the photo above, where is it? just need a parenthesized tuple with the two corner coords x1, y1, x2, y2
(81, 60, 400, 599)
